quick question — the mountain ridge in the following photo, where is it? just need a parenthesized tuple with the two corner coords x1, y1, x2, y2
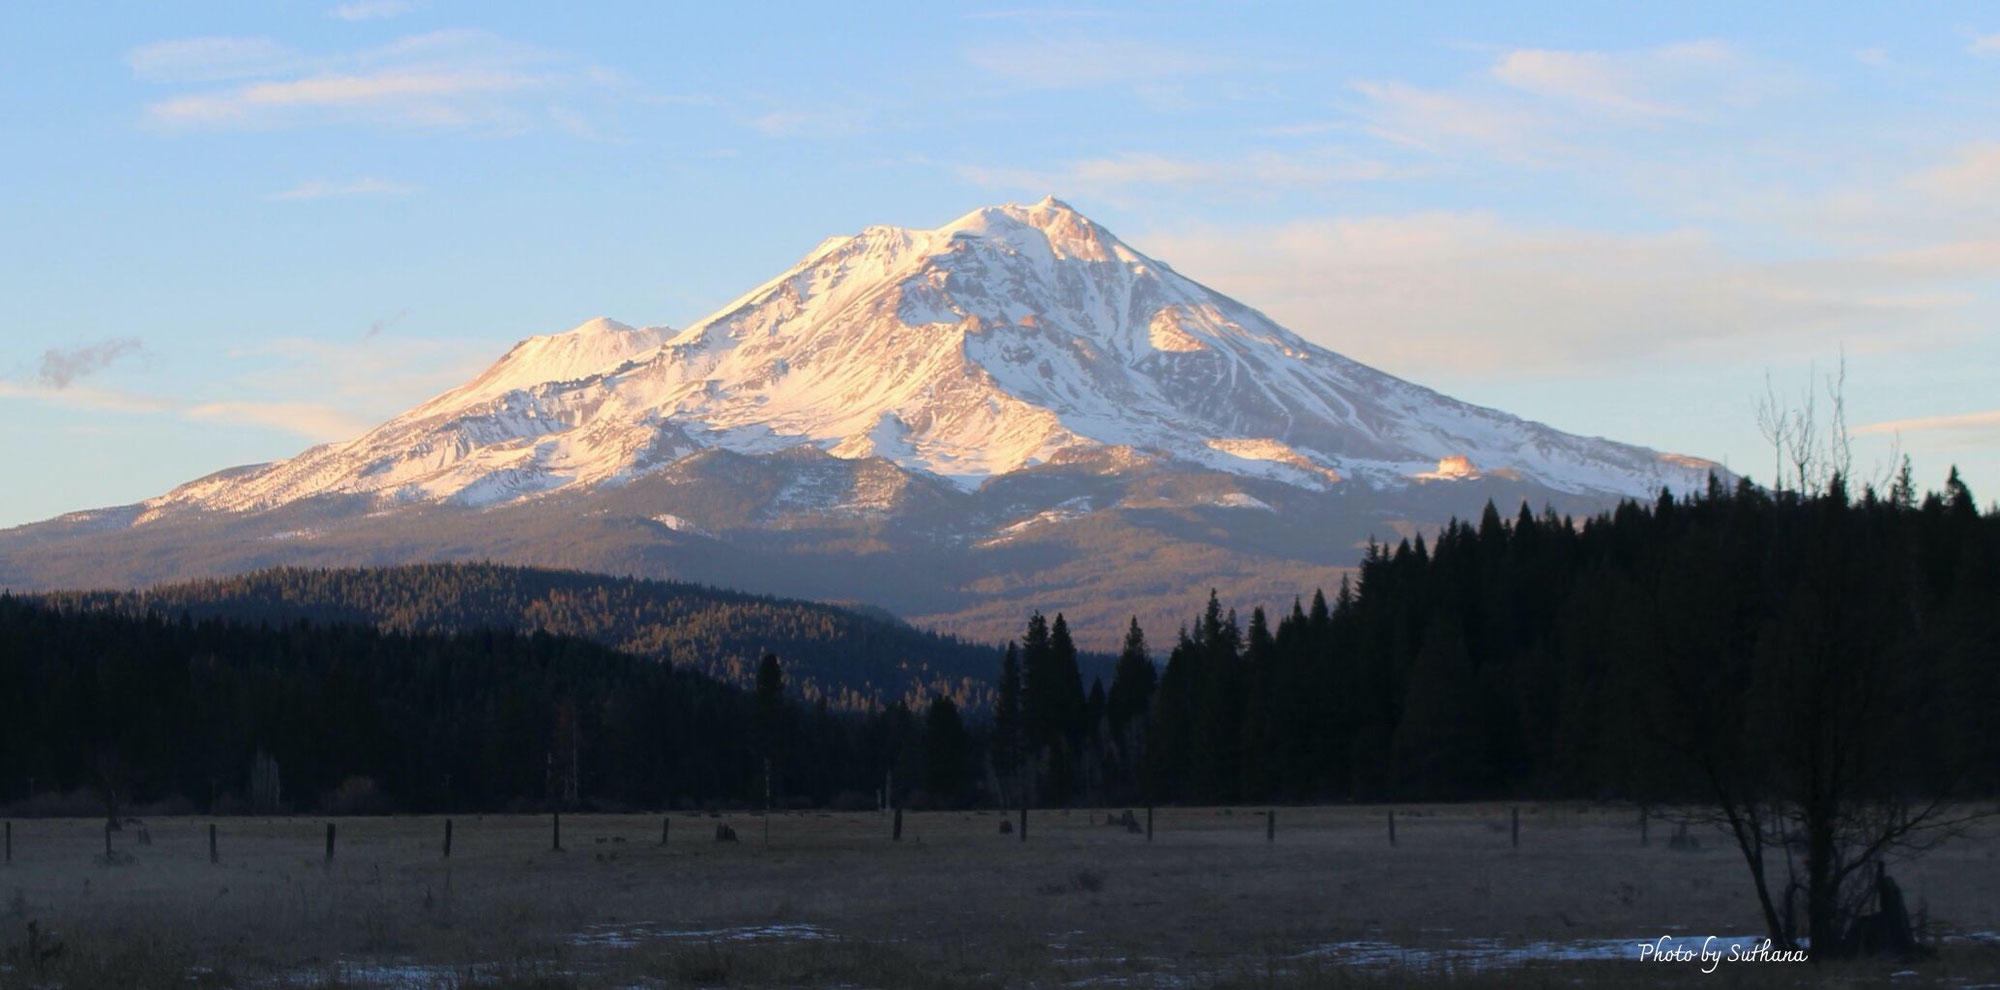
(1, 198, 1724, 649)
(30, 562, 1008, 711)
(132, 196, 1717, 519)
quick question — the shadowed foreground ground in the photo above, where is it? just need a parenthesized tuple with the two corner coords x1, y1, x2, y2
(1, 804, 1997, 988)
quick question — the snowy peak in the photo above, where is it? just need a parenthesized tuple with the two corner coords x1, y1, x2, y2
(938, 196, 1126, 262)
(440, 317, 670, 409)
(144, 199, 1723, 518)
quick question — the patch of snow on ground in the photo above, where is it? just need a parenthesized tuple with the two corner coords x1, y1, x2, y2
(1301, 934, 1779, 971)
(650, 513, 713, 538)
(978, 498, 1093, 546)
(571, 921, 835, 949)
(1210, 492, 1273, 511)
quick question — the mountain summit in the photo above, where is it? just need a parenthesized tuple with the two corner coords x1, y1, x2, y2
(5, 200, 1719, 647)
(148, 198, 1713, 517)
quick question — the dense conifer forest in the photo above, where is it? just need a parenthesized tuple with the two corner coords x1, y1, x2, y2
(0, 601, 957, 815)
(1007, 469, 2000, 807)
(3, 468, 1993, 818)
(32, 564, 1000, 712)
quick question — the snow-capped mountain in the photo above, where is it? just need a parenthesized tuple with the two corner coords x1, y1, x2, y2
(146, 197, 1713, 518)
(2, 198, 1722, 649)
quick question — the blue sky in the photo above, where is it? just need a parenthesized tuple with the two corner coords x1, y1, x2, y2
(3, 2, 1997, 526)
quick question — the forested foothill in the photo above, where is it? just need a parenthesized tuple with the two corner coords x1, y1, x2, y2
(31, 563, 999, 712)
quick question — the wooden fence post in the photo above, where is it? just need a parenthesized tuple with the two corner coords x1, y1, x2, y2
(1511, 807, 1520, 849)
(4, 821, 10, 864)
(209, 823, 218, 864)
(1267, 809, 1275, 843)
(1640, 807, 1649, 847)
(892, 807, 904, 842)
(104, 822, 113, 859)
(443, 818, 453, 860)
(1019, 806, 1027, 843)
(552, 811, 562, 852)
(1388, 810, 1397, 847)
(324, 823, 335, 865)
(661, 816, 670, 847)
(1146, 807, 1154, 843)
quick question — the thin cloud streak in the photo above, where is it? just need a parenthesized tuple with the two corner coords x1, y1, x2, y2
(1856, 409, 2000, 436)
(1904, 143, 2000, 205)
(134, 29, 607, 134)
(185, 401, 377, 441)
(1135, 212, 1990, 378)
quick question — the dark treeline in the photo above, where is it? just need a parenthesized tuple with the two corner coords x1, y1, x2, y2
(0, 601, 976, 815)
(5, 468, 1993, 817)
(32, 563, 998, 712)
(1001, 468, 2000, 806)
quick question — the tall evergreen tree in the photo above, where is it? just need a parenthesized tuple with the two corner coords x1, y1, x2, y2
(1106, 617, 1156, 734)
(1049, 613, 1086, 745)
(992, 642, 1023, 805)
(1238, 606, 1277, 801)
(923, 695, 968, 804)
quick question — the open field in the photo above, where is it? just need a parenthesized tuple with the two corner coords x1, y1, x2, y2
(2, 804, 1998, 988)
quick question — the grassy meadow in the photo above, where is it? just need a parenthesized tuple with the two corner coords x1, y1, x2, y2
(1, 804, 1997, 988)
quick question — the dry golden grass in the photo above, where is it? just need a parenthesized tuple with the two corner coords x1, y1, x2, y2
(2, 804, 1996, 988)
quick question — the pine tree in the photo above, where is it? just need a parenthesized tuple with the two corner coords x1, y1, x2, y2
(992, 642, 1023, 805)
(1106, 617, 1156, 734)
(755, 653, 785, 759)
(1050, 613, 1085, 745)
(1238, 606, 1277, 801)
(1388, 616, 1487, 799)
(1890, 455, 1917, 510)
(923, 695, 967, 804)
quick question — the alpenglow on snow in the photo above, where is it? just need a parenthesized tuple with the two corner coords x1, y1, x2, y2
(143, 197, 1718, 519)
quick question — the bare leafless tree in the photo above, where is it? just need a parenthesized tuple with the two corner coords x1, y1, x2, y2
(1644, 364, 1989, 958)
(1755, 355, 1900, 497)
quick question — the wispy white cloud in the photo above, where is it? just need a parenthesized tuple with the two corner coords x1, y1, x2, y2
(225, 336, 495, 412)
(0, 380, 174, 415)
(1135, 213, 1989, 377)
(1492, 45, 1705, 119)
(184, 401, 377, 441)
(135, 29, 612, 134)
(1904, 143, 2000, 206)
(266, 177, 415, 201)
(1970, 33, 2000, 55)
(749, 106, 871, 138)
(1355, 40, 1786, 163)
(1856, 409, 2000, 436)
(1495, 40, 1779, 118)
(1352, 80, 1549, 157)
(330, 0, 419, 21)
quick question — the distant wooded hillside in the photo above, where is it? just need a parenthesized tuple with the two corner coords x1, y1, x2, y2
(0, 598, 964, 814)
(33, 563, 1004, 711)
